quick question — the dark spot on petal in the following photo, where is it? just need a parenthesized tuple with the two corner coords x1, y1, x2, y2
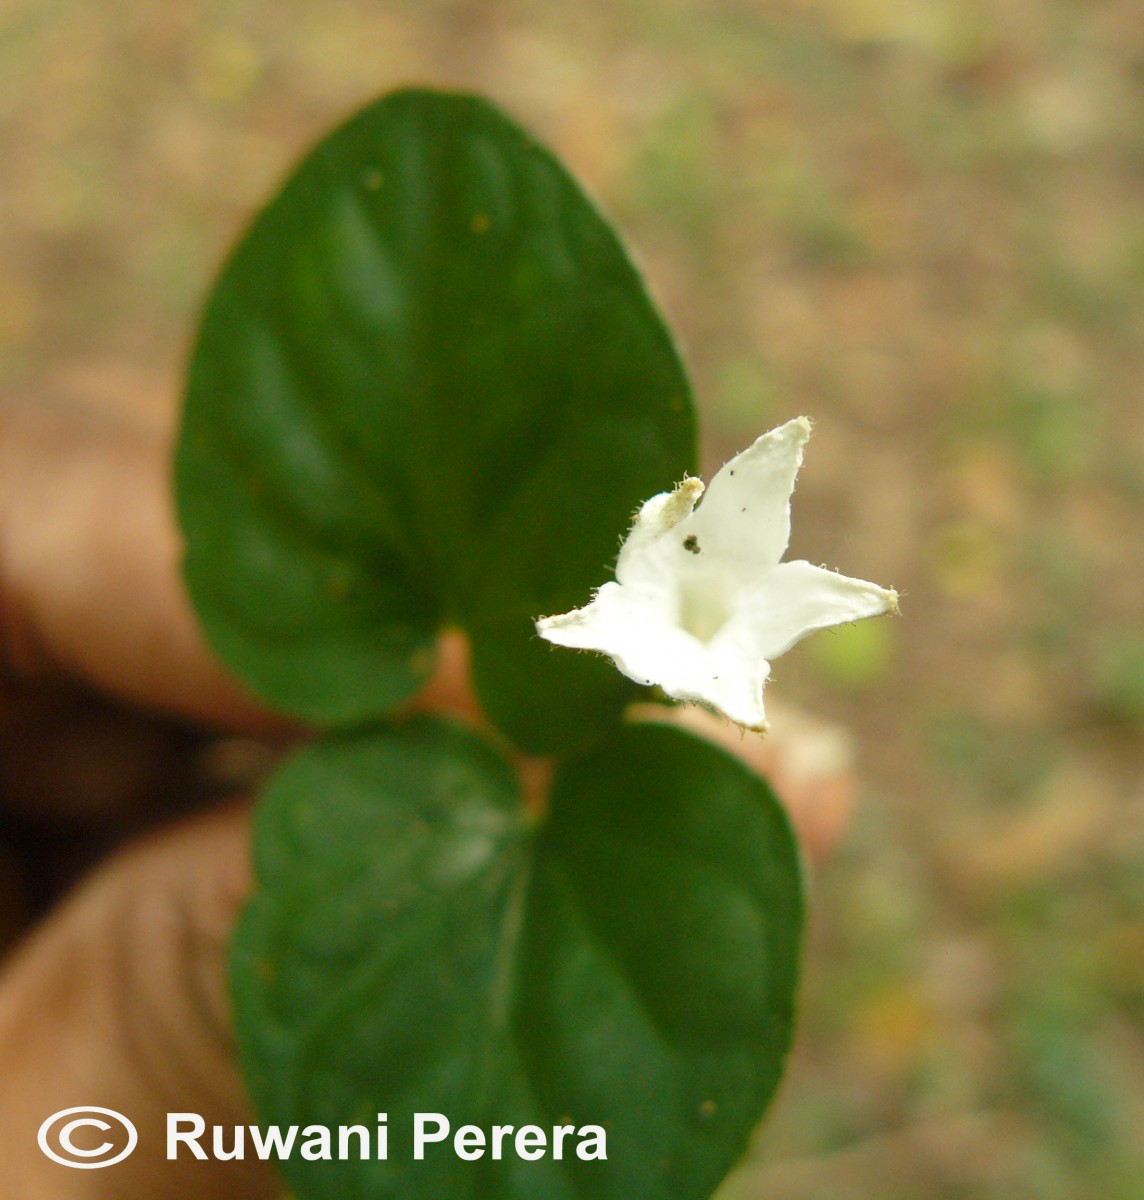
(683, 535, 700, 554)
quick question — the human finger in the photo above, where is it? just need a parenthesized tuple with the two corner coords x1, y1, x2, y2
(0, 401, 277, 733)
(0, 803, 281, 1199)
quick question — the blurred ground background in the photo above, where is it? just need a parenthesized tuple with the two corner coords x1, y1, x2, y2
(1, 1, 1142, 1196)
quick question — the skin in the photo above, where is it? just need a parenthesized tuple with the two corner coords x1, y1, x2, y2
(0, 393, 851, 1198)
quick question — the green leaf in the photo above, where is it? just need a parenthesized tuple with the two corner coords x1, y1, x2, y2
(522, 722, 804, 1198)
(234, 718, 802, 1200)
(176, 89, 695, 748)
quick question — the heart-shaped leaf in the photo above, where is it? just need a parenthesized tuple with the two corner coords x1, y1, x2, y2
(233, 718, 802, 1200)
(176, 89, 695, 751)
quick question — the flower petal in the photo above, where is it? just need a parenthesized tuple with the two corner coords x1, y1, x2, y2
(538, 581, 704, 686)
(615, 476, 704, 586)
(723, 559, 898, 662)
(683, 649, 772, 731)
(686, 416, 812, 567)
(537, 583, 773, 729)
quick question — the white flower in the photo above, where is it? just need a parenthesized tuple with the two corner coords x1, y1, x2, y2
(536, 417, 898, 731)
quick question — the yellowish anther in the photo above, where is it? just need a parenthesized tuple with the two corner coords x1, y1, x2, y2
(660, 477, 704, 526)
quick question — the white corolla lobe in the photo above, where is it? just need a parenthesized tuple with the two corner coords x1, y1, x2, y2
(536, 417, 898, 730)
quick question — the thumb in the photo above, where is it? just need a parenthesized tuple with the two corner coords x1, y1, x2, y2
(0, 804, 281, 1199)
(0, 400, 280, 734)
